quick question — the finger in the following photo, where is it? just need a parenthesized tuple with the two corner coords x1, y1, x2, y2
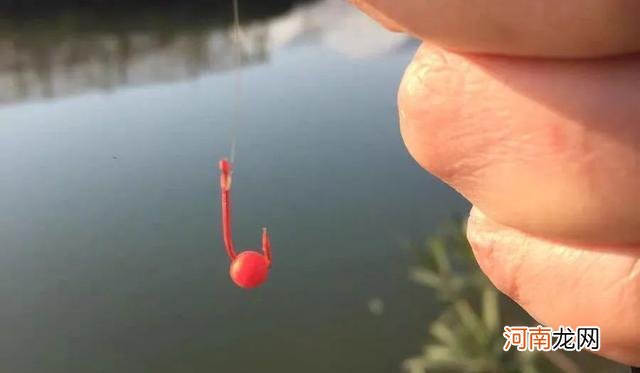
(467, 207, 640, 365)
(348, 0, 403, 32)
(351, 0, 640, 58)
(398, 44, 640, 243)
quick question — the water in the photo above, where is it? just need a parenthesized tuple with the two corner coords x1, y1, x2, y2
(0, 1, 470, 372)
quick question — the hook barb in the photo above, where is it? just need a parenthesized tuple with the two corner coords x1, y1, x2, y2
(262, 227, 271, 266)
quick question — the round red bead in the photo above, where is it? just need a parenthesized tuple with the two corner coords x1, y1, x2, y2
(229, 251, 269, 289)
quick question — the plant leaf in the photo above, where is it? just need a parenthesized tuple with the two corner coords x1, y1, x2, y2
(482, 286, 500, 333)
(409, 267, 441, 289)
(430, 320, 458, 349)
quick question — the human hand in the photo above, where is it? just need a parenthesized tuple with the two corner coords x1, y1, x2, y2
(351, 0, 640, 365)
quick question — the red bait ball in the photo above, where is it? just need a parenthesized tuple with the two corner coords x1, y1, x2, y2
(229, 251, 270, 288)
(219, 159, 272, 289)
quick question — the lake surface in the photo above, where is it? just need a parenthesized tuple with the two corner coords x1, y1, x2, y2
(0, 1, 470, 372)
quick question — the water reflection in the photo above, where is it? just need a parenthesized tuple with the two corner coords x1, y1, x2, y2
(0, 0, 411, 104)
(0, 3, 449, 372)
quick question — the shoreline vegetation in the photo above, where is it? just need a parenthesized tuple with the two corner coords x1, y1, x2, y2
(405, 222, 625, 372)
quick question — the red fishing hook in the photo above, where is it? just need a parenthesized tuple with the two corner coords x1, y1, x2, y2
(219, 158, 272, 288)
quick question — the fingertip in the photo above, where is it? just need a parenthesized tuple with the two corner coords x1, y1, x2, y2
(465, 207, 640, 365)
(348, 0, 405, 33)
(347, 0, 640, 57)
(398, 44, 640, 243)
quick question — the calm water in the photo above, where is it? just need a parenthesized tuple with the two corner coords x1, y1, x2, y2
(0, 1, 470, 372)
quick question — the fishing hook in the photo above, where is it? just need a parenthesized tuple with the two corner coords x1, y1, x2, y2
(219, 158, 272, 288)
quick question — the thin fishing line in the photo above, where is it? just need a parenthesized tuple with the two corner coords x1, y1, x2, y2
(229, 0, 242, 164)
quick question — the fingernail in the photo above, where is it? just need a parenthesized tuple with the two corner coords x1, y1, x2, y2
(348, 0, 405, 33)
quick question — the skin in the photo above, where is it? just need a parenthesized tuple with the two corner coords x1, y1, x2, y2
(350, 0, 640, 366)
(351, 0, 640, 58)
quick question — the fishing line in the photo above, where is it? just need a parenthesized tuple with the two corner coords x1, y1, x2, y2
(229, 0, 242, 164)
(218, 0, 273, 289)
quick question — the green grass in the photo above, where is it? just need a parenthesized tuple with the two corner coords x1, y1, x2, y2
(403, 221, 622, 373)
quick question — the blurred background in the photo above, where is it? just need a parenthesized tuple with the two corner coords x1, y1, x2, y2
(0, 0, 627, 372)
